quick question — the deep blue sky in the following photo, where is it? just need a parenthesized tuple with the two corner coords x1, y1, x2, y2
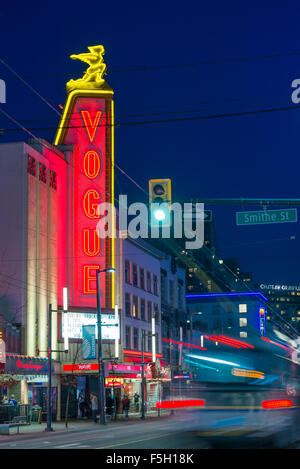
(0, 0, 300, 285)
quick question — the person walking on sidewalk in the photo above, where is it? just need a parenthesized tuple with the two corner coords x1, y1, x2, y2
(134, 392, 140, 412)
(122, 395, 130, 420)
(90, 393, 98, 423)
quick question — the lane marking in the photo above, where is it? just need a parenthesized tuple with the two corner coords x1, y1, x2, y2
(96, 431, 181, 449)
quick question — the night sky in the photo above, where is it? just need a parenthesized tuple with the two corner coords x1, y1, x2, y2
(0, 0, 299, 285)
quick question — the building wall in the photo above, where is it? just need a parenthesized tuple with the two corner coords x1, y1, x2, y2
(0, 141, 67, 358)
(160, 255, 187, 368)
(187, 294, 267, 340)
(122, 238, 162, 355)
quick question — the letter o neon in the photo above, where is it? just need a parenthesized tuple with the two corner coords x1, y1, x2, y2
(83, 150, 101, 179)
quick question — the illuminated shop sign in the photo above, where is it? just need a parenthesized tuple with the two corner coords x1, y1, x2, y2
(63, 363, 99, 372)
(5, 357, 50, 375)
(105, 377, 124, 387)
(259, 307, 266, 336)
(260, 284, 300, 292)
(55, 45, 115, 309)
(62, 313, 119, 340)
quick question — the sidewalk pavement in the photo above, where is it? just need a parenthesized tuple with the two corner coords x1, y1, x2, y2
(0, 410, 171, 437)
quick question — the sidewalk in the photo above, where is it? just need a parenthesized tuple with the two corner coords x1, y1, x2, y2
(0, 410, 171, 437)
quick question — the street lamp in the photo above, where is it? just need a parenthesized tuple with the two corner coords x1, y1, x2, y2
(96, 267, 115, 425)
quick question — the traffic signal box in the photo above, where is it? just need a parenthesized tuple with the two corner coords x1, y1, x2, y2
(149, 179, 172, 227)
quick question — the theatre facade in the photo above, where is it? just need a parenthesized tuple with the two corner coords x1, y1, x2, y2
(0, 45, 170, 417)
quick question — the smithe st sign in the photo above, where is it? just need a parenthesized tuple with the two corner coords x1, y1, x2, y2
(236, 209, 297, 226)
(55, 45, 115, 309)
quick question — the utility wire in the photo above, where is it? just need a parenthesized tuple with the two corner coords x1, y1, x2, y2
(1, 102, 300, 133)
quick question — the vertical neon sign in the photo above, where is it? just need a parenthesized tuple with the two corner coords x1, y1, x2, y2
(55, 86, 115, 310)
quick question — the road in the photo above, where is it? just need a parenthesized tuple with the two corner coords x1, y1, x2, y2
(0, 417, 210, 450)
(0, 413, 299, 450)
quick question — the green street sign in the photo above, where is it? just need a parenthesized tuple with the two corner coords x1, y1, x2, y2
(236, 208, 297, 226)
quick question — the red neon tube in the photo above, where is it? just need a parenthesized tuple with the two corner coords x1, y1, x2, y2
(156, 399, 205, 409)
(262, 399, 292, 409)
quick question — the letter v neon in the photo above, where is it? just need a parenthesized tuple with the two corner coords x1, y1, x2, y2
(81, 110, 103, 143)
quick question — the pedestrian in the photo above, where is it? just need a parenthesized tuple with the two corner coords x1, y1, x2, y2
(90, 393, 98, 423)
(122, 395, 130, 420)
(79, 393, 87, 419)
(114, 395, 120, 420)
(106, 394, 113, 416)
(134, 392, 140, 412)
(8, 395, 17, 406)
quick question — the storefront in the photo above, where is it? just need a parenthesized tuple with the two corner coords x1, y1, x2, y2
(1, 354, 59, 421)
(61, 360, 171, 417)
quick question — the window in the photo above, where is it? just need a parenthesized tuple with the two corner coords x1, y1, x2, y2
(154, 304, 160, 325)
(240, 331, 247, 338)
(125, 326, 131, 348)
(147, 301, 152, 322)
(147, 333, 152, 353)
(133, 264, 138, 287)
(39, 162, 47, 183)
(239, 318, 247, 327)
(177, 280, 183, 308)
(161, 270, 167, 303)
(153, 275, 158, 296)
(27, 155, 36, 176)
(169, 280, 174, 306)
(125, 293, 131, 317)
(133, 328, 139, 350)
(141, 299, 146, 321)
(147, 272, 152, 293)
(125, 260, 131, 284)
(49, 170, 57, 190)
(133, 295, 139, 319)
(140, 268, 145, 290)
(239, 304, 247, 313)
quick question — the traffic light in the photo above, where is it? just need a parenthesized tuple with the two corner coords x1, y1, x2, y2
(149, 179, 171, 226)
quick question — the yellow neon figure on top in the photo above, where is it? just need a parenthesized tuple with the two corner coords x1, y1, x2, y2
(66, 45, 107, 93)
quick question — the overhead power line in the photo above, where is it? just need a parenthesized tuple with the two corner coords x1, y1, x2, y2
(2, 50, 300, 80)
(1, 102, 300, 133)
